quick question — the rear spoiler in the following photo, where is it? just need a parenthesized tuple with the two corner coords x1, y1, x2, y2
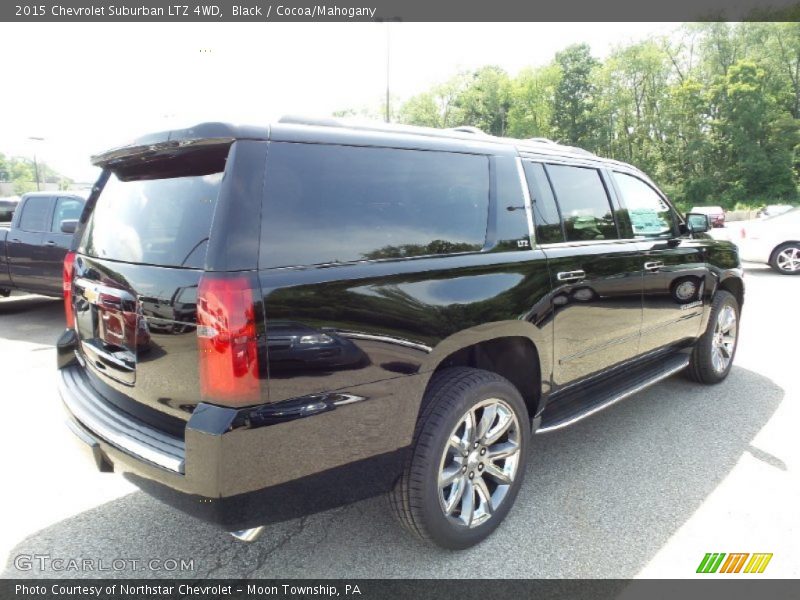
(92, 137, 235, 169)
(91, 122, 269, 169)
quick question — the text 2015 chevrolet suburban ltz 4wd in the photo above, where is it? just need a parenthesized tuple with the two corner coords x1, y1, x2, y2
(57, 118, 743, 549)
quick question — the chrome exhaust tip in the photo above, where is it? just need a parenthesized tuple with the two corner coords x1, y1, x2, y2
(229, 526, 265, 543)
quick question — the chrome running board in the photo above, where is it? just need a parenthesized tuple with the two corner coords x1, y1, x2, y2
(537, 354, 690, 433)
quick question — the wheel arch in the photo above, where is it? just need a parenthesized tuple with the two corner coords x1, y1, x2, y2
(417, 321, 550, 426)
(718, 274, 744, 309)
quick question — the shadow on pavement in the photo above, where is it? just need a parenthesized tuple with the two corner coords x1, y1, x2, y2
(0, 294, 63, 346)
(3, 366, 783, 578)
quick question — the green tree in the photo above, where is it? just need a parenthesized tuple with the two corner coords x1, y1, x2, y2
(0, 153, 9, 182)
(596, 40, 672, 174)
(551, 43, 601, 149)
(398, 73, 468, 128)
(454, 66, 512, 136)
(710, 60, 798, 204)
(506, 64, 560, 139)
(661, 78, 716, 207)
(0, 155, 74, 194)
(342, 23, 800, 208)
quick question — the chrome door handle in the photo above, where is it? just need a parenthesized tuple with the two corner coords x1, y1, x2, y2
(44, 240, 57, 246)
(644, 261, 664, 271)
(556, 270, 586, 282)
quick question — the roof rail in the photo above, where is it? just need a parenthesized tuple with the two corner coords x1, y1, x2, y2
(277, 115, 598, 158)
(279, 115, 342, 128)
(278, 115, 498, 142)
(518, 137, 596, 157)
(447, 126, 487, 136)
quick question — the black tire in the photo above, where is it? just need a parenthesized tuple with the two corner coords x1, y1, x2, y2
(686, 290, 739, 384)
(389, 367, 530, 549)
(769, 242, 800, 275)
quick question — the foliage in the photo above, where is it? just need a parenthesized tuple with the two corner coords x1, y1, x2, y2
(551, 43, 602, 149)
(344, 23, 800, 209)
(0, 152, 74, 195)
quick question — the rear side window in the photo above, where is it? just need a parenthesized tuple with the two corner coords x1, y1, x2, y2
(0, 201, 16, 223)
(80, 172, 222, 268)
(19, 196, 52, 232)
(613, 172, 675, 238)
(261, 143, 489, 268)
(523, 161, 565, 244)
(546, 164, 618, 242)
(492, 156, 531, 251)
(51, 197, 84, 233)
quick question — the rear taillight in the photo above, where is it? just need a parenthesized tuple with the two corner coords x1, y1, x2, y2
(196, 274, 262, 406)
(63, 251, 76, 329)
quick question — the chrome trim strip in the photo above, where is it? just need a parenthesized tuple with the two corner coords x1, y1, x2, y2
(58, 368, 185, 473)
(537, 357, 689, 433)
(340, 331, 432, 353)
(537, 238, 642, 249)
(639, 314, 701, 338)
(515, 157, 536, 245)
(331, 394, 366, 407)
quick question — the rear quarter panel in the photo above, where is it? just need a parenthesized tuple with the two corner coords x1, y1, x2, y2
(256, 250, 554, 483)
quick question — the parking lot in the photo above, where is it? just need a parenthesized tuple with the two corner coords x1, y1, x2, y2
(1, 264, 797, 578)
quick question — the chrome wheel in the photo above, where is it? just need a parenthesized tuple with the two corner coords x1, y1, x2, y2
(776, 246, 800, 273)
(438, 398, 521, 528)
(711, 304, 737, 373)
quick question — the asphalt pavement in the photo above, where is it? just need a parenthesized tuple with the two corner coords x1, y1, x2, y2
(1, 265, 797, 578)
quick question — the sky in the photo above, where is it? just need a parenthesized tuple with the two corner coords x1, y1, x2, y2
(0, 22, 678, 182)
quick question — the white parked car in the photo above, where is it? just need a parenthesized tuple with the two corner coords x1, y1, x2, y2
(757, 204, 794, 218)
(736, 208, 800, 274)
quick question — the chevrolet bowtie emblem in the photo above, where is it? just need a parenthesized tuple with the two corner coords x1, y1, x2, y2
(83, 286, 99, 304)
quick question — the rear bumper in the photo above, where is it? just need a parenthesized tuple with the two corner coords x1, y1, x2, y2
(59, 366, 185, 473)
(57, 362, 412, 530)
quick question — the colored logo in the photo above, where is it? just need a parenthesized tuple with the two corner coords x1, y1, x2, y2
(696, 553, 773, 574)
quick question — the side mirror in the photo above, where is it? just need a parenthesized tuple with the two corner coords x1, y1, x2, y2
(60, 219, 78, 234)
(684, 213, 710, 234)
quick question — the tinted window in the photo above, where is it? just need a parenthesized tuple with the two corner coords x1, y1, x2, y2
(524, 161, 565, 244)
(493, 157, 531, 251)
(51, 197, 84, 233)
(545, 165, 618, 241)
(81, 172, 222, 268)
(19, 196, 51, 232)
(0, 200, 17, 223)
(613, 172, 675, 238)
(261, 143, 489, 268)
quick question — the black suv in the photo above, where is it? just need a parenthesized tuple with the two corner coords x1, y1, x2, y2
(57, 118, 743, 549)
